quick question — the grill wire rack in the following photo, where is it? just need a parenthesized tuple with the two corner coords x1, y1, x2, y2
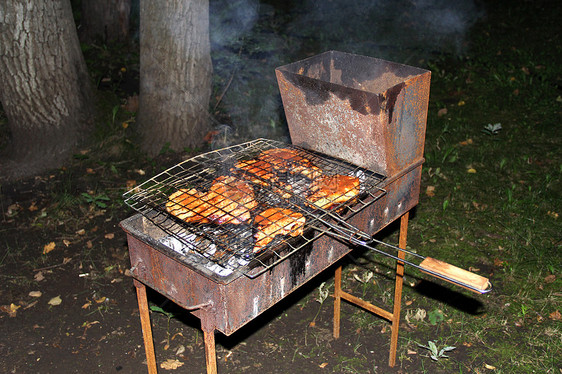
(123, 138, 387, 277)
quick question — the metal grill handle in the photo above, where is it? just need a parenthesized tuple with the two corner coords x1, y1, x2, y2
(311, 221, 492, 294)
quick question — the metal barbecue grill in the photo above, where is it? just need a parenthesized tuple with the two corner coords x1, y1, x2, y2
(120, 51, 491, 374)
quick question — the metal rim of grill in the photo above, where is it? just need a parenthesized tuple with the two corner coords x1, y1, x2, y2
(123, 138, 387, 278)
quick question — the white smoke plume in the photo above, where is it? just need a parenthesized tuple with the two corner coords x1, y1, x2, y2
(209, 0, 485, 143)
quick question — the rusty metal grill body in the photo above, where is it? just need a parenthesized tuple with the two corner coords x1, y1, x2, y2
(121, 51, 432, 373)
(122, 161, 417, 336)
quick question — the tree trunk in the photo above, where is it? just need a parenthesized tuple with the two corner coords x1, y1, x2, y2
(79, 0, 131, 43)
(138, 0, 212, 156)
(0, 0, 94, 179)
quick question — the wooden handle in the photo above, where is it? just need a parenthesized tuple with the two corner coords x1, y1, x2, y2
(420, 257, 491, 294)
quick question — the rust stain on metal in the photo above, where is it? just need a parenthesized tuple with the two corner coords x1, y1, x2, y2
(276, 50, 430, 176)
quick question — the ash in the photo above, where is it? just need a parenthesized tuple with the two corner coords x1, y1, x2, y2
(159, 233, 250, 277)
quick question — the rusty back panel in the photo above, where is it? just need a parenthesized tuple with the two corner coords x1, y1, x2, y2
(276, 51, 430, 176)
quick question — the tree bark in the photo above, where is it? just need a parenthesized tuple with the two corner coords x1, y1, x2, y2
(0, 0, 94, 179)
(79, 0, 131, 43)
(138, 0, 212, 156)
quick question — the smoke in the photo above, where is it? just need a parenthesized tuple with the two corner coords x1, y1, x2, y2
(409, 0, 485, 53)
(210, 0, 260, 49)
(210, 0, 289, 146)
(209, 0, 485, 144)
(288, 0, 485, 59)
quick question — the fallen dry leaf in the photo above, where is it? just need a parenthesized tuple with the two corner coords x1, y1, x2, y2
(48, 296, 62, 306)
(493, 258, 505, 267)
(28, 202, 39, 211)
(82, 301, 92, 309)
(437, 107, 448, 117)
(319, 362, 329, 368)
(29, 291, 42, 298)
(407, 349, 417, 355)
(63, 239, 71, 247)
(175, 345, 185, 356)
(544, 274, 556, 283)
(6, 203, 21, 216)
(484, 363, 497, 370)
(82, 320, 100, 329)
(459, 138, 473, 146)
(547, 211, 559, 219)
(24, 300, 38, 310)
(549, 310, 561, 320)
(43, 242, 56, 255)
(160, 358, 184, 370)
(472, 201, 488, 211)
(76, 229, 86, 236)
(34, 271, 45, 281)
(425, 185, 436, 197)
(467, 167, 477, 174)
(104, 233, 115, 240)
(0, 303, 21, 317)
(94, 296, 107, 304)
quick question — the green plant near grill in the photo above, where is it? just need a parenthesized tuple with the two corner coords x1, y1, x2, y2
(418, 340, 456, 361)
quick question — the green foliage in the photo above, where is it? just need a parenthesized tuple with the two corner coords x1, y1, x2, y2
(81, 192, 110, 209)
(149, 305, 176, 319)
(418, 341, 456, 361)
(427, 309, 445, 325)
(481, 123, 502, 136)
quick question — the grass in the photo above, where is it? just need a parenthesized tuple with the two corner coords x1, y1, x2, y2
(376, 3, 562, 371)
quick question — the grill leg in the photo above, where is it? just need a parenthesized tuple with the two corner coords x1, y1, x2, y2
(133, 279, 158, 374)
(389, 212, 408, 367)
(203, 329, 217, 374)
(333, 265, 342, 338)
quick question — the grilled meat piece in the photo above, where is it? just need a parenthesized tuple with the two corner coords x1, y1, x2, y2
(204, 176, 258, 224)
(232, 159, 276, 186)
(166, 188, 211, 223)
(233, 148, 322, 200)
(258, 148, 322, 179)
(253, 208, 305, 253)
(166, 176, 257, 225)
(306, 175, 360, 209)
